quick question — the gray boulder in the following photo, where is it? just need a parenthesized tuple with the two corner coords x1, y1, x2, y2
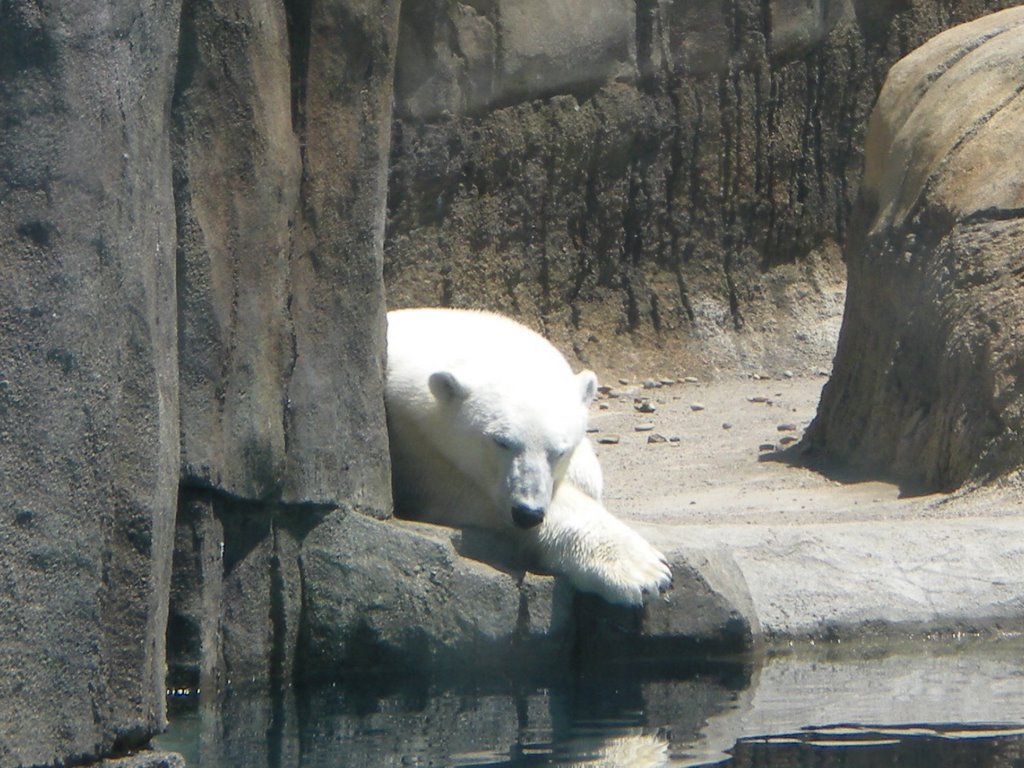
(299, 511, 575, 676)
(806, 6, 1024, 490)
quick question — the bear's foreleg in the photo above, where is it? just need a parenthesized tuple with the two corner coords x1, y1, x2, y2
(527, 482, 672, 606)
(564, 438, 603, 501)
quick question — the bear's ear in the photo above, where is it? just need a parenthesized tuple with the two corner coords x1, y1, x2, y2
(576, 370, 598, 406)
(429, 371, 469, 403)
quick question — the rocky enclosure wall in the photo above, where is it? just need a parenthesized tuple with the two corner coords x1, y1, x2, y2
(0, 4, 181, 764)
(0, 0, 397, 765)
(167, 0, 399, 695)
(384, 0, 1017, 372)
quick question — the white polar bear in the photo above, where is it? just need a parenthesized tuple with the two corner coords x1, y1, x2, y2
(384, 307, 672, 606)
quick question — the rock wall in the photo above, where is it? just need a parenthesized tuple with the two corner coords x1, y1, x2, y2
(167, 0, 400, 694)
(0, 0, 398, 764)
(173, 0, 395, 509)
(384, 0, 1017, 373)
(805, 7, 1024, 491)
(0, 3, 181, 764)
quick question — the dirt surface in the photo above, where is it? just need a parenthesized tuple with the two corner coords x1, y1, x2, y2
(591, 372, 1024, 529)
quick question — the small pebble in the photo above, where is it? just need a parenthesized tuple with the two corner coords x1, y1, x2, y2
(758, 442, 776, 452)
(783, 370, 794, 379)
(690, 402, 705, 411)
(642, 379, 662, 389)
(598, 403, 609, 410)
(660, 378, 677, 386)
(777, 423, 798, 432)
(669, 436, 681, 442)
(647, 433, 667, 443)
(635, 422, 656, 432)
(618, 377, 630, 385)
(779, 435, 798, 446)
(748, 396, 770, 403)
(586, 426, 599, 433)
(597, 435, 621, 445)
(683, 376, 699, 383)
(634, 400, 657, 413)
(722, 422, 733, 430)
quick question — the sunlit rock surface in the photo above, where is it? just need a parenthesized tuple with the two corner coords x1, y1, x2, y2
(806, 6, 1024, 490)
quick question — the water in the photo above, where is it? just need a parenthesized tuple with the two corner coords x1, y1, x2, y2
(157, 638, 1024, 766)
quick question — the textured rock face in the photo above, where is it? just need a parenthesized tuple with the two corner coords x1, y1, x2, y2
(1, 0, 399, 764)
(385, 0, 1018, 373)
(0, 3, 181, 765)
(300, 512, 575, 676)
(6, 1, 1024, 764)
(395, 0, 636, 119)
(168, 0, 400, 691)
(806, 7, 1024, 490)
(173, 0, 394, 508)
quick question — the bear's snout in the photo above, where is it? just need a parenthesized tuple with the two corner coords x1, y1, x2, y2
(511, 502, 545, 529)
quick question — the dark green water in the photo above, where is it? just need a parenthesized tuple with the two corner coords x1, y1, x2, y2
(156, 640, 1024, 766)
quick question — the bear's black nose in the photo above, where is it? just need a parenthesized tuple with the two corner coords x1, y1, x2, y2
(511, 503, 545, 529)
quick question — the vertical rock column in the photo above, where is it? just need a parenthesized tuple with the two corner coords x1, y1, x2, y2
(170, 0, 400, 690)
(0, 2, 181, 765)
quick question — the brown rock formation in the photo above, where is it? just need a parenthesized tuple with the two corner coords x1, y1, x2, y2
(0, 0, 399, 763)
(806, 7, 1024, 491)
(168, 0, 400, 694)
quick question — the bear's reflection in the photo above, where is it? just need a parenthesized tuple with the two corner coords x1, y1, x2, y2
(158, 661, 743, 767)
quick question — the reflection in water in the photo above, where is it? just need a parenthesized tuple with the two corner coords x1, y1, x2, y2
(157, 639, 1024, 767)
(727, 724, 1024, 767)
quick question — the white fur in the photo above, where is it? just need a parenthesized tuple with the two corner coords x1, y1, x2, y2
(385, 307, 671, 606)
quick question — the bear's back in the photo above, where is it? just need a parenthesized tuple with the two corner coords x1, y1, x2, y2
(387, 308, 573, 384)
(385, 307, 588, 429)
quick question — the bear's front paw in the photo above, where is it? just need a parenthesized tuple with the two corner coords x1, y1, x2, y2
(537, 516, 672, 607)
(532, 483, 673, 607)
(582, 529, 673, 607)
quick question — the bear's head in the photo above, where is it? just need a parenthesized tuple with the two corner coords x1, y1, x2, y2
(428, 367, 598, 529)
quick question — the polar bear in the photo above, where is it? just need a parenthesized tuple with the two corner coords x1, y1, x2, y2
(385, 307, 672, 606)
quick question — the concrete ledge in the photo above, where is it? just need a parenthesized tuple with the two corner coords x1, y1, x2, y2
(646, 514, 1024, 645)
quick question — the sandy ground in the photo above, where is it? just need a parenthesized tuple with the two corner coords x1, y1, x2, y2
(591, 372, 1023, 528)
